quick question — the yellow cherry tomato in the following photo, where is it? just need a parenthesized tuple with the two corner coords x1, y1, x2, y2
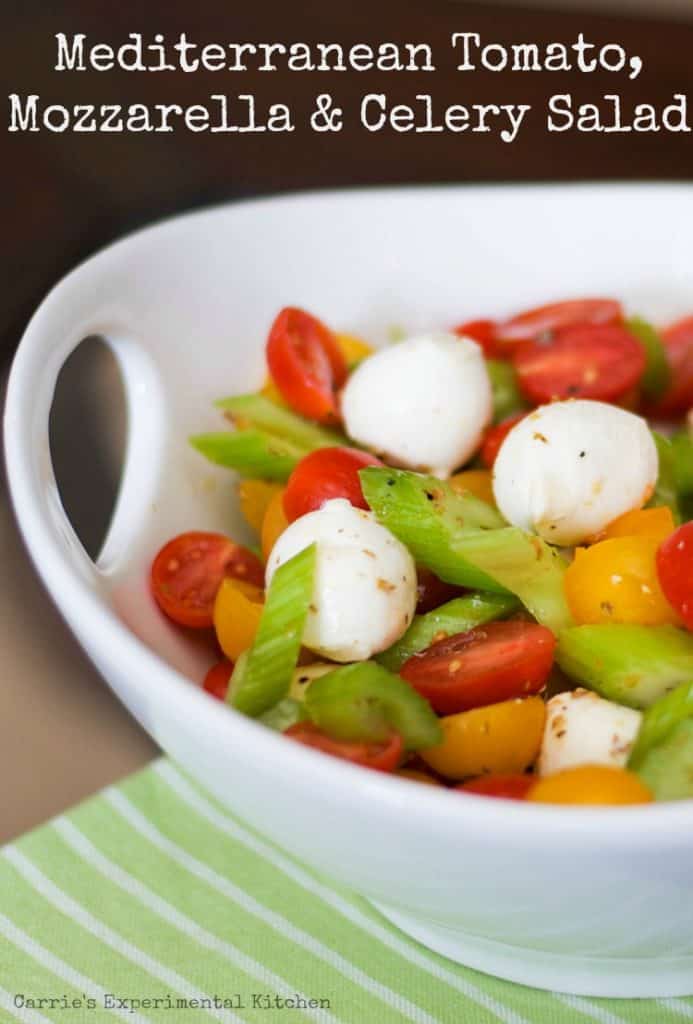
(213, 578, 264, 662)
(528, 765, 652, 805)
(239, 479, 283, 534)
(420, 697, 545, 781)
(261, 374, 288, 407)
(396, 769, 444, 787)
(449, 469, 496, 507)
(261, 488, 289, 561)
(336, 332, 373, 366)
(598, 506, 675, 544)
(564, 536, 680, 626)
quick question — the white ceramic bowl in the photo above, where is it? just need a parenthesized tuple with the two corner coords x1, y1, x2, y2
(5, 185, 693, 998)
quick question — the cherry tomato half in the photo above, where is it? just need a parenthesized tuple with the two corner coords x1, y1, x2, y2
(496, 298, 622, 344)
(512, 324, 646, 404)
(650, 316, 693, 416)
(284, 723, 403, 773)
(151, 532, 264, 629)
(453, 319, 501, 358)
(415, 567, 462, 614)
(282, 446, 382, 523)
(203, 660, 234, 701)
(266, 307, 347, 424)
(527, 765, 652, 805)
(657, 521, 693, 630)
(400, 621, 556, 715)
(457, 774, 534, 800)
(480, 414, 526, 468)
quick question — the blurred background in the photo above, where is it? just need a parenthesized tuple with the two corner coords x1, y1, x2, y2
(2, 0, 693, 839)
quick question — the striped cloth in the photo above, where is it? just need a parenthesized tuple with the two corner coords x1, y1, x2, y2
(1, 760, 691, 1024)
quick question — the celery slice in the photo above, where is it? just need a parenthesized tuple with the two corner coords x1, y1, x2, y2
(259, 697, 307, 732)
(649, 432, 681, 523)
(229, 545, 316, 717)
(217, 393, 345, 450)
(304, 661, 442, 750)
(377, 593, 518, 672)
(556, 624, 693, 709)
(486, 358, 526, 423)
(636, 718, 693, 800)
(626, 316, 671, 400)
(360, 467, 506, 592)
(672, 430, 693, 497)
(190, 429, 302, 482)
(629, 680, 693, 769)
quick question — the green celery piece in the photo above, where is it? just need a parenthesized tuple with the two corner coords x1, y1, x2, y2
(636, 718, 693, 800)
(486, 359, 526, 423)
(217, 393, 344, 450)
(377, 593, 518, 672)
(190, 430, 302, 482)
(259, 697, 307, 732)
(304, 661, 442, 751)
(649, 432, 681, 523)
(672, 430, 693, 497)
(556, 624, 693, 709)
(626, 316, 671, 400)
(360, 467, 506, 593)
(229, 545, 316, 717)
(629, 680, 693, 770)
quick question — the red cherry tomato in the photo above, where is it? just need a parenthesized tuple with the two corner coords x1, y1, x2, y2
(457, 774, 534, 800)
(453, 319, 501, 358)
(656, 522, 693, 630)
(266, 307, 347, 424)
(151, 532, 264, 629)
(650, 316, 693, 416)
(282, 446, 382, 522)
(203, 660, 234, 701)
(285, 723, 403, 773)
(481, 414, 526, 468)
(400, 621, 556, 715)
(496, 298, 622, 344)
(415, 567, 463, 613)
(512, 324, 646, 404)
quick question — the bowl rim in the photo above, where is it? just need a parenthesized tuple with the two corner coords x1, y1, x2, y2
(5, 182, 693, 846)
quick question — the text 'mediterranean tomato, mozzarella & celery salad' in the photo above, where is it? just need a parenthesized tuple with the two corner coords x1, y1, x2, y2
(150, 298, 693, 805)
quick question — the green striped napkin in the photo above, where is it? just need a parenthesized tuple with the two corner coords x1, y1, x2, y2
(1, 759, 691, 1024)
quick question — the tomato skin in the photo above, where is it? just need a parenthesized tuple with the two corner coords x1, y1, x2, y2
(285, 723, 403, 772)
(527, 765, 652, 805)
(565, 536, 680, 627)
(151, 532, 264, 629)
(657, 522, 693, 630)
(261, 488, 289, 561)
(496, 298, 622, 344)
(512, 324, 646, 404)
(449, 469, 496, 506)
(480, 414, 526, 468)
(598, 506, 675, 544)
(650, 316, 693, 416)
(454, 319, 501, 358)
(400, 621, 556, 715)
(214, 578, 264, 661)
(457, 774, 534, 800)
(282, 447, 382, 523)
(415, 567, 462, 614)
(203, 660, 234, 701)
(266, 307, 347, 424)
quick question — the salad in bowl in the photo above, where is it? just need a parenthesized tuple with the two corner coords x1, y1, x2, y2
(150, 297, 693, 804)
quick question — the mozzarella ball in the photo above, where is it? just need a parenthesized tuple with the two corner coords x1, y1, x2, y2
(266, 499, 417, 662)
(493, 400, 658, 546)
(538, 689, 642, 777)
(341, 333, 492, 478)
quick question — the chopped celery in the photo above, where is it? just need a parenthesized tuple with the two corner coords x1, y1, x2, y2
(649, 433, 681, 523)
(361, 467, 573, 634)
(486, 359, 526, 423)
(304, 661, 442, 751)
(556, 624, 693, 709)
(360, 467, 506, 592)
(217, 393, 345, 450)
(626, 316, 670, 400)
(377, 593, 518, 672)
(259, 697, 307, 732)
(629, 680, 693, 769)
(229, 545, 316, 717)
(190, 429, 302, 482)
(636, 718, 693, 800)
(672, 430, 693, 497)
